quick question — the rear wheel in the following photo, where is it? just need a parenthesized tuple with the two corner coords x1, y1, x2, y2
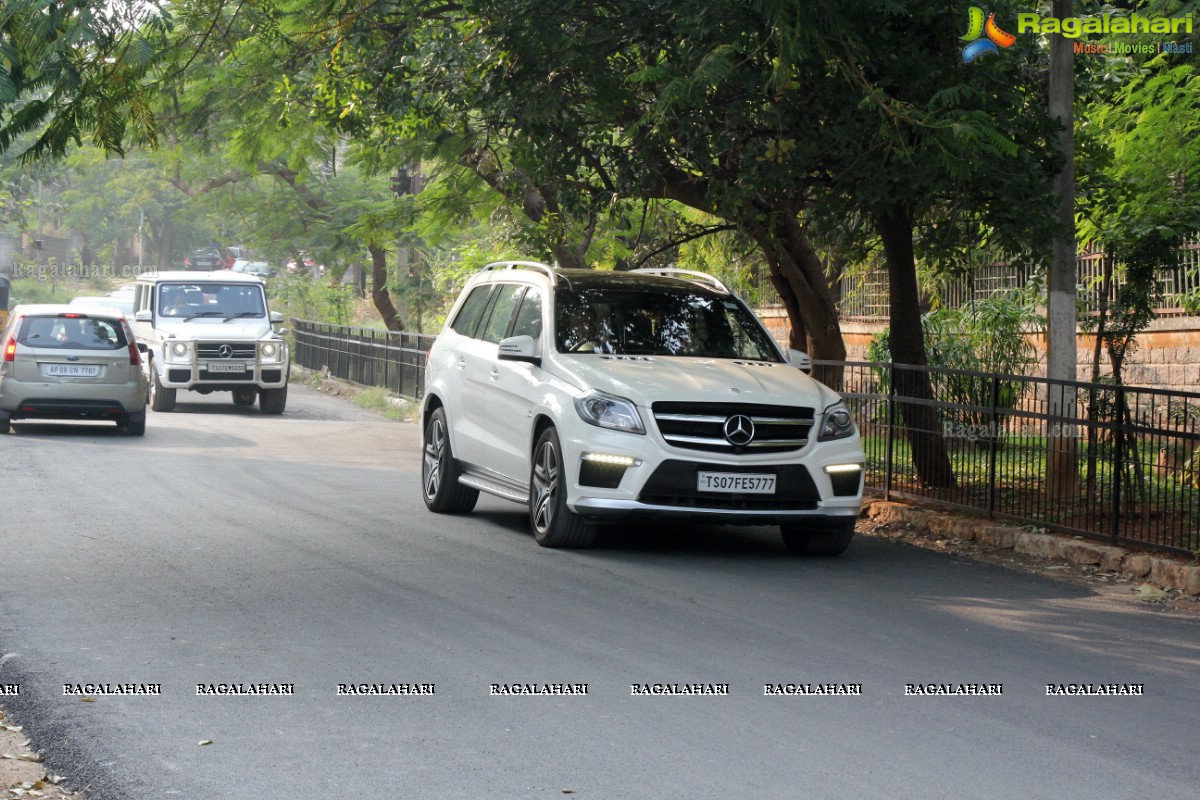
(148, 361, 176, 412)
(233, 387, 257, 406)
(259, 386, 287, 414)
(120, 411, 146, 436)
(0, 412, 9, 434)
(781, 517, 856, 556)
(530, 427, 595, 548)
(421, 407, 478, 513)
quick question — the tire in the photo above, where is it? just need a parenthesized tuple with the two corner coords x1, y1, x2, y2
(233, 387, 257, 406)
(781, 517, 856, 556)
(421, 407, 479, 513)
(0, 412, 9, 435)
(148, 361, 176, 412)
(259, 386, 287, 414)
(120, 411, 146, 436)
(529, 427, 595, 548)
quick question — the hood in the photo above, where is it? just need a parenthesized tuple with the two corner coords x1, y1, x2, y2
(553, 355, 833, 409)
(163, 319, 277, 340)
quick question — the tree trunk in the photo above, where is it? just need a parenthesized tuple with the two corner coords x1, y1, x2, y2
(743, 212, 846, 388)
(1046, 0, 1081, 499)
(368, 244, 403, 331)
(876, 206, 957, 489)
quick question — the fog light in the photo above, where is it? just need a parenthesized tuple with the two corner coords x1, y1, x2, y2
(579, 452, 640, 488)
(824, 464, 863, 496)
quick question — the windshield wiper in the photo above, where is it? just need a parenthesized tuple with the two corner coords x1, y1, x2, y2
(183, 310, 225, 321)
(222, 311, 262, 322)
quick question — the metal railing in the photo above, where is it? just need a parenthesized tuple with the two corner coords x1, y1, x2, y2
(291, 320, 435, 400)
(822, 360, 1200, 556)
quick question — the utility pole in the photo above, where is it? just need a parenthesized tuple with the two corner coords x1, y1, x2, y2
(1046, 0, 1080, 497)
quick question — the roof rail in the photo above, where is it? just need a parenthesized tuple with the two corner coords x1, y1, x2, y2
(482, 260, 558, 284)
(629, 268, 730, 294)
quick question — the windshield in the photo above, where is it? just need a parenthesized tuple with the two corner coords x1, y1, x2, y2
(554, 286, 781, 360)
(157, 283, 266, 320)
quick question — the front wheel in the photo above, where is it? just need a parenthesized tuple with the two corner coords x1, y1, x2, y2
(781, 517, 856, 556)
(421, 407, 478, 513)
(148, 361, 176, 412)
(530, 427, 595, 548)
(259, 386, 287, 414)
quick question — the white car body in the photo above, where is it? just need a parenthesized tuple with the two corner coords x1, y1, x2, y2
(420, 262, 865, 553)
(129, 271, 289, 414)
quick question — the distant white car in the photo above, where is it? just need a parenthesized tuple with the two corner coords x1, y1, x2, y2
(70, 295, 135, 317)
(231, 259, 275, 278)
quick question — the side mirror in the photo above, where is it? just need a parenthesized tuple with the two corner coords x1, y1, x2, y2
(137, 342, 148, 353)
(787, 348, 812, 374)
(498, 334, 541, 365)
(269, 311, 284, 323)
(134, 310, 152, 322)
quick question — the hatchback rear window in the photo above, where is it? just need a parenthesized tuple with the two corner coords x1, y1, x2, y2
(17, 315, 128, 350)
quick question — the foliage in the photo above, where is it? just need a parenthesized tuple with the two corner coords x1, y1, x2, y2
(867, 284, 1043, 435)
(0, 0, 168, 160)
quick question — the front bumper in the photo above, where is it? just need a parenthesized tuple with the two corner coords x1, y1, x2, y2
(158, 343, 288, 390)
(559, 421, 864, 525)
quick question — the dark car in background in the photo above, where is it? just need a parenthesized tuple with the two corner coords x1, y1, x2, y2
(183, 248, 225, 270)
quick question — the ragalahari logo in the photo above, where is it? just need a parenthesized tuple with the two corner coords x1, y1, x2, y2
(961, 7, 1017, 63)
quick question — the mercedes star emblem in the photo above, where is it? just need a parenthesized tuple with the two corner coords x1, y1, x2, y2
(723, 414, 755, 447)
(218, 344, 234, 359)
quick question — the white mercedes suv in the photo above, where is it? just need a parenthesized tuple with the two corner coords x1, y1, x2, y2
(420, 262, 864, 553)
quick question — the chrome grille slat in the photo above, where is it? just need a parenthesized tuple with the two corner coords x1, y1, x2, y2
(651, 402, 815, 454)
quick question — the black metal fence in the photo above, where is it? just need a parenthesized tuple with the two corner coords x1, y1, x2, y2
(291, 320, 435, 401)
(820, 360, 1200, 556)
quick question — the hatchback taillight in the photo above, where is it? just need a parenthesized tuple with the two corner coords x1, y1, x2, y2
(127, 339, 141, 366)
(3, 335, 15, 362)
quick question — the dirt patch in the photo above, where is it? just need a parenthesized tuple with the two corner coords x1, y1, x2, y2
(0, 709, 77, 799)
(858, 513, 1200, 617)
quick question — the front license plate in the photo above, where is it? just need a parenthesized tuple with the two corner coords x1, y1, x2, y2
(43, 364, 100, 377)
(206, 362, 247, 373)
(697, 472, 777, 494)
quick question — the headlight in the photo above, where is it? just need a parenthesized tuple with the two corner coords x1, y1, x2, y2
(574, 390, 645, 434)
(165, 341, 193, 363)
(818, 401, 856, 441)
(260, 341, 280, 362)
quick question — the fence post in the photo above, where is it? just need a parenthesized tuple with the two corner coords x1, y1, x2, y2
(986, 374, 999, 519)
(1110, 383, 1125, 544)
(885, 363, 896, 500)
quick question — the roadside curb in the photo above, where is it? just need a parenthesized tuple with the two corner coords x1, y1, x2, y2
(864, 500, 1200, 596)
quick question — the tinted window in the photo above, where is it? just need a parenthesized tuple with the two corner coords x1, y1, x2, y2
(17, 315, 127, 350)
(554, 286, 780, 360)
(450, 286, 494, 337)
(509, 289, 543, 340)
(479, 284, 524, 344)
(157, 283, 265, 319)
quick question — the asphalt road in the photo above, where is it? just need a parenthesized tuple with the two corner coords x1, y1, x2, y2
(1, 385, 1198, 799)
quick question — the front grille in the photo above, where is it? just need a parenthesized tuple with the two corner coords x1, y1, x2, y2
(197, 342, 257, 359)
(638, 461, 820, 510)
(652, 402, 814, 454)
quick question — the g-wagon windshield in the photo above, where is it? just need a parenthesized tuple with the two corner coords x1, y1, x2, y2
(157, 283, 266, 320)
(554, 286, 781, 360)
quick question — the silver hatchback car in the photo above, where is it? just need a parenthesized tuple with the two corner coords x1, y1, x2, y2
(0, 304, 148, 435)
